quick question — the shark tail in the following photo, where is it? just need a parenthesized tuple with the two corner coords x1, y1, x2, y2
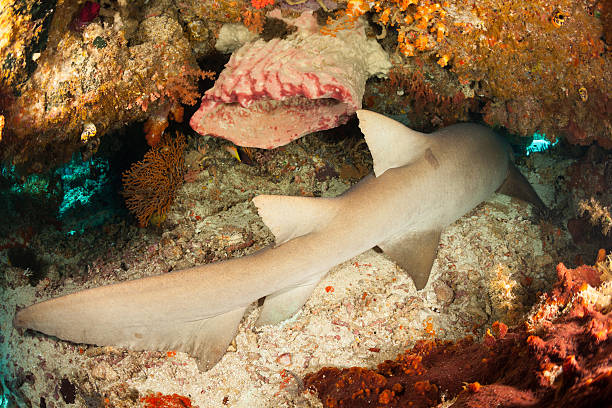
(13, 269, 250, 371)
(14, 194, 340, 370)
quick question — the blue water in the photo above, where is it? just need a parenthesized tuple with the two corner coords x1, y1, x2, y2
(56, 153, 125, 234)
(525, 132, 558, 156)
(1, 152, 126, 236)
(0, 369, 9, 408)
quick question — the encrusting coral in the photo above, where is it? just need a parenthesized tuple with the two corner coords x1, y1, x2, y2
(365, 63, 477, 131)
(579, 197, 612, 237)
(0, 0, 56, 89)
(565, 145, 611, 252)
(140, 392, 193, 408)
(347, 0, 610, 145)
(121, 133, 186, 227)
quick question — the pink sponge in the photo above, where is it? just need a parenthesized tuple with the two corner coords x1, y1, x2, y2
(190, 12, 390, 148)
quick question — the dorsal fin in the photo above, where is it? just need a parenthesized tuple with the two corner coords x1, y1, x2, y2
(252, 195, 339, 246)
(356, 110, 432, 177)
(255, 274, 323, 327)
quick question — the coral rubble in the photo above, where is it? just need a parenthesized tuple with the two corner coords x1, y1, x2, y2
(304, 259, 612, 407)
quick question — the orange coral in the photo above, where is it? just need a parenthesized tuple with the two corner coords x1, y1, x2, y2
(366, 0, 448, 56)
(241, 9, 265, 33)
(251, 0, 274, 9)
(140, 392, 192, 408)
(161, 65, 209, 107)
(143, 115, 169, 147)
(347, 0, 371, 17)
(143, 101, 185, 147)
(122, 133, 186, 227)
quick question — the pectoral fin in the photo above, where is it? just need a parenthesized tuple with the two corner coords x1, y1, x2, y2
(496, 162, 547, 212)
(378, 229, 442, 290)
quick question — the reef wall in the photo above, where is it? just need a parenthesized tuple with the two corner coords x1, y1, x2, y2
(0, 0, 610, 174)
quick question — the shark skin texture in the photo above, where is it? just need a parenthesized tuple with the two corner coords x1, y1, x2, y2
(13, 110, 545, 371)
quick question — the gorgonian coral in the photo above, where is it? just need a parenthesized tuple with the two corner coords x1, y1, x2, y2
(122, 133, 186, 227)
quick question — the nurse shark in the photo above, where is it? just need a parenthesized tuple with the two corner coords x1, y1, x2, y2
(14, 110, 545, 370)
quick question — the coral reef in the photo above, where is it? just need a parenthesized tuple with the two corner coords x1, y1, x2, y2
(579, 197, 611, 237)
(565, 145, 611, 253)
(364, 62, 478, 131)
(141, 392, 193, 407)
(190, 11, 391, 148)
(122, 133, 186, 227)
(0, 0, 202, 173)
(350, 0, 610, 145)
(1, 0, 609, 177)
(304, 258, 612, 407)
(0, 0, 56, 89)
(0, 3, 610, 407)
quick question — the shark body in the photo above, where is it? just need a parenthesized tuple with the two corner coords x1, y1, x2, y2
(14, 110, 545, 370)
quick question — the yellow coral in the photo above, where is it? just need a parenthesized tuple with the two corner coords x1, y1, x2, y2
(80, 122, 96, 142)
(487, 263, 526, 323)
(369, 0, 449, 57)
(437, 54, 449, 67)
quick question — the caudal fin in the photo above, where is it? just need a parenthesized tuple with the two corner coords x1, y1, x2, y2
(13, 268, 251, 371)
(14, 194, 342, 371)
